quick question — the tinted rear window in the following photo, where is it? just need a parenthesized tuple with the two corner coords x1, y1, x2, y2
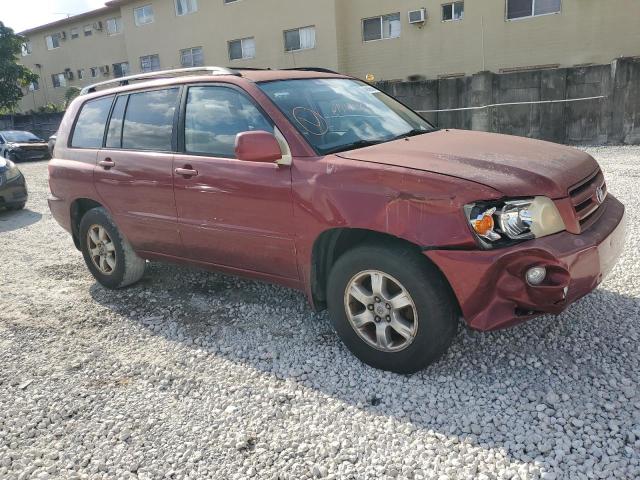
(105, 95, 128, 149)
(71, 96, 114, 148)
(121, 88, 179, 151)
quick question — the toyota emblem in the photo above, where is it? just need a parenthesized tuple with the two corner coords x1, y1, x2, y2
(595, 186, 606, 204)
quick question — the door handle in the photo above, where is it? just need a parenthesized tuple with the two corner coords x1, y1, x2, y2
(175, 166, 199, 178)
(98, 158, 115, 169)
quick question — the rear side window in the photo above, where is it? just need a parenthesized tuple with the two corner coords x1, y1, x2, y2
(184, 86, 272, 157)
(105, 95, 128, 148)
(71, 96, 114, 148)
(122, 88, 179, 151)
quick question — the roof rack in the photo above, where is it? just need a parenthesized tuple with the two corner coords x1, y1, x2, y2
(284, 67, 341, 74)
(79, 66, 241, 95)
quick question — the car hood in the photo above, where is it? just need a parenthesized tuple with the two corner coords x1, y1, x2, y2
(336, 129, 598, 198)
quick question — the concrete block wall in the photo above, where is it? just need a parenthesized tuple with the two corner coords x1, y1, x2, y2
(377, 57, 640, 145)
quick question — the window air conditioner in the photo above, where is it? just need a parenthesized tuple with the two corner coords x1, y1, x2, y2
(408, 8, 427, 24)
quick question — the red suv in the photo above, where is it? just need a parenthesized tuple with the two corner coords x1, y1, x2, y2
(48, 67, 626, 373)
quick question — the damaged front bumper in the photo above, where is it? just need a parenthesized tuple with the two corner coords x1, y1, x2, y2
(425, 195, 626, 331)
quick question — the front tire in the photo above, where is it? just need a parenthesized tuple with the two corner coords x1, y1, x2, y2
(79, 207, 145, 289)
(327, 242, 458, 373)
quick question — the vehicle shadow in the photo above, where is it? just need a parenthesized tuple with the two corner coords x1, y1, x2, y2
(88, 262, 639, 473)
(0, 208, 42, 233)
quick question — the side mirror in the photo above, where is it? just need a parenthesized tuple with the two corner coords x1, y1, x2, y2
(235, 131, 282, 163)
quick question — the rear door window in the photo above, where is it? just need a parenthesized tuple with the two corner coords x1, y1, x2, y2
(184, 86, 273, 157)
(105, 95, 128, 149)
(121, 88, 179, 151)
(71, 96, 114, 148)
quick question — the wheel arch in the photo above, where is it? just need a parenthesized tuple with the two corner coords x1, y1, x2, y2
(70, 198, 104, 250)
(310, 227, 458, 312)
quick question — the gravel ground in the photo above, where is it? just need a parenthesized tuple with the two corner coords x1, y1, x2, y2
(1, 146, 639, 480)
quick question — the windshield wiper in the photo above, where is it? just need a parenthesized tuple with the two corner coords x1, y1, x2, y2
(390, 128, 431, 141)
(322, 139, 384, 155)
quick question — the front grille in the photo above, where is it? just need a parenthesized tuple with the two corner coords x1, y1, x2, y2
(21, 145, 47, 151)
(569, 169, 607, 231)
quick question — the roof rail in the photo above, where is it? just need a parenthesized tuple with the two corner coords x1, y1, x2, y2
(284, 67, 341, 74)
(79, 66, 241, 95)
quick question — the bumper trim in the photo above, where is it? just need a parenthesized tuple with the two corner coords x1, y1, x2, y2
(426, 195, 626, 331)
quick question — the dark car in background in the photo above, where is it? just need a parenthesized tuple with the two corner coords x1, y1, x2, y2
(0, 130, 50, 162)
(0, 157, 28, 211)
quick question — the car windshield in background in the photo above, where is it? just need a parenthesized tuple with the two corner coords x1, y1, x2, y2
(258, 78, 435, 155)
(2, 131, 42, 143)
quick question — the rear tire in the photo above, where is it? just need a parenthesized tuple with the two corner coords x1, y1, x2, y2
(8, 203, 26, 211)
(327, 242, 458, 373)
(79, 207, 145, 289)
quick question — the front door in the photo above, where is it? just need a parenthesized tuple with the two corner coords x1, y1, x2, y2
(173, 84, 298, 280)
(94, 88, 182, 255)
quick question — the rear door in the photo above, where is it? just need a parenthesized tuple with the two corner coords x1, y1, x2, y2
(172, 84, 298, 280)
(94, 87, 182, 255)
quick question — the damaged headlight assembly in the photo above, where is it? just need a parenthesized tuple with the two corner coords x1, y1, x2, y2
(464, 197, 566, 248)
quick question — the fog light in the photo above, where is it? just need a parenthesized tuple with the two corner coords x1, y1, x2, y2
(526, 266, 547, 285)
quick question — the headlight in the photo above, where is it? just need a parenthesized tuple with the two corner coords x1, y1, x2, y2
(465, 196, 565, 248)
(5, 160, 21, 181)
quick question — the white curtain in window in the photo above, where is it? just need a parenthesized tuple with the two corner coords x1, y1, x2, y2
(382, 14, 401, 39)
(242, 38, 256, 58)
(299, 27, 316, 50)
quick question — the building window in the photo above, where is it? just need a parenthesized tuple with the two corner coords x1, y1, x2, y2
(134, 5, 155, 26)
(362, 13, 401, 42)
(84, 25, 93, 37)
(45, 33, 61, 50)
(90, 67, 99, 78)
(113, 62, 130, 78)
(21, 41, 32, 56)
(28, 80, 39, 91)
(224, 0, 240, 4)
(78, 69, 85, 80)
(51, 73, 67, 88)
(106, 17, 123, 35)
(228, 37, 255, 61)
(284, 26, 316, 52)
(506, 0, 561, 20)
(70, 27, 79, 39)
(175, 0, 198, 16)
(442, 2, 464, 21)
(180, 47, 204, 67)
(140, 54, 161, 72)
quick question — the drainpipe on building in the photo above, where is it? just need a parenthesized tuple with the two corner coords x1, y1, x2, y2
(35, 64, 48, 106)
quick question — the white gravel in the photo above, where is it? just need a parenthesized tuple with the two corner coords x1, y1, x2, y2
(0, 146, 639, 479)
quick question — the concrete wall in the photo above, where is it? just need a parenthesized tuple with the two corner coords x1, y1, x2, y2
(0, 112, 64, 140)
(377, 58, 640, 145)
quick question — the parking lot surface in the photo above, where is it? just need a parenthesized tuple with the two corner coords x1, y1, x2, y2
(1, 146, 639, 479)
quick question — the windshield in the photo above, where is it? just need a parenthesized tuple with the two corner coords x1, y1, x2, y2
(258, 78, 435, 155)
(2, 131, 42, 143)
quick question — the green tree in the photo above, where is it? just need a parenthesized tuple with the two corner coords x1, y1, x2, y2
(0, 22, 39, 112)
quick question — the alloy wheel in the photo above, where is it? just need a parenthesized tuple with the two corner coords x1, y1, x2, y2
(344, 270, 418, 352)
(87, 224, 117, 275)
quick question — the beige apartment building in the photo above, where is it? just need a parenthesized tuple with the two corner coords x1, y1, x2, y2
(17, 0, 640, 112)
